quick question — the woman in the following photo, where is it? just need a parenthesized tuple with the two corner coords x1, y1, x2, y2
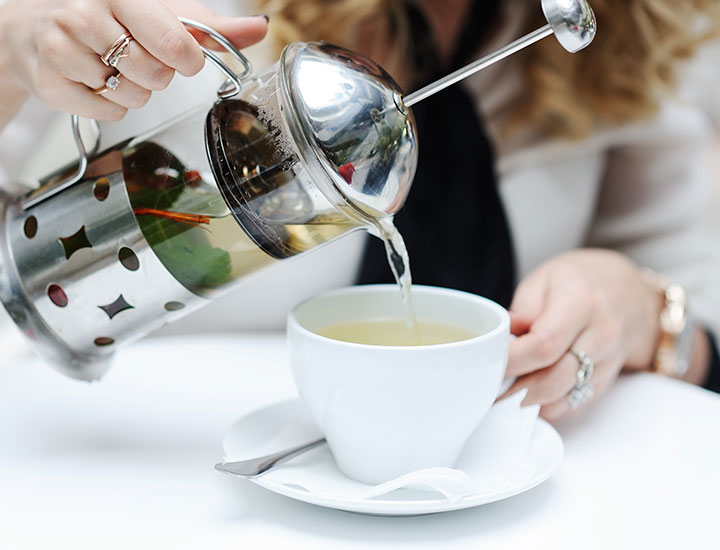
(257, 0, 720, 417)
(1, 0, 718, 419)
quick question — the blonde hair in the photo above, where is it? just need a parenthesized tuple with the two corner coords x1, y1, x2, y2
(256, 0, 720, 139)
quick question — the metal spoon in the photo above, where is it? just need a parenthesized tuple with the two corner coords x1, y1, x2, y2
(401, 0, 596, 109)
(215, 438, 326, 478)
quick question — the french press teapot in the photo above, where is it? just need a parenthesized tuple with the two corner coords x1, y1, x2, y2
(0, 1, 596, 381)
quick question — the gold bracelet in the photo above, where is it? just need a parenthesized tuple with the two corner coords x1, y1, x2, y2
(642, 269, 691, 377)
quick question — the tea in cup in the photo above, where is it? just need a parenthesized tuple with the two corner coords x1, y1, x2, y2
(287, 284, 509, 485)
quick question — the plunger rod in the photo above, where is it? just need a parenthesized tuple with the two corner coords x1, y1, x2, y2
(402, 24, 553, 108)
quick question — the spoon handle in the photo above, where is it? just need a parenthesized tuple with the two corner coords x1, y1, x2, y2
(215, 438, 327, 478)
(403, 24, 553, 108)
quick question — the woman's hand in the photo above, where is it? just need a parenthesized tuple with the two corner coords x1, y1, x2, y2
(502, 249, 662, 420)
(0, 0, 268, 123)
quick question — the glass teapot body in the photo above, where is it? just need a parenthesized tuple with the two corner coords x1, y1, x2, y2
(0, 37, 416, 380)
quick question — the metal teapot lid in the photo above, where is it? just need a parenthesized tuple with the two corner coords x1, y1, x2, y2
(279, 42, 417, 220)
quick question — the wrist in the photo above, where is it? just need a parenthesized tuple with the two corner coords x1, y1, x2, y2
(623, 267, 663, 370)
(684, 327, 711, 386)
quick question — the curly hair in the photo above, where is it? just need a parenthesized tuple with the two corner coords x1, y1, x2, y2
(256, 0, 720, 139)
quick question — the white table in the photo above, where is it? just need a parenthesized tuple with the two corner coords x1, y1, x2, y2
(1, 333, 718, 549)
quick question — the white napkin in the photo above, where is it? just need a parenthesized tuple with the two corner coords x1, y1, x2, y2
(227, 390, 540, 502)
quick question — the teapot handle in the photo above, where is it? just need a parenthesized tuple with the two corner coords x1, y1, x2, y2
(22, 18, 253, 210)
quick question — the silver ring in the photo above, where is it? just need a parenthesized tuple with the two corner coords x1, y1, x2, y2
(93, 74, 121, 95)
(101, 32, 133, 67)
(567, 348, 594, 410)
(569, 347, 594, 385)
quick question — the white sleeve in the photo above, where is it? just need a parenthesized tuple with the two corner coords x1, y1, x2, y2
(0, 161, 8, 189)
(586, 102, 720, 335)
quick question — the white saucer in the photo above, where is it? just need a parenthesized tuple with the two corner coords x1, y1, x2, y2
(222, 398, 563, 516)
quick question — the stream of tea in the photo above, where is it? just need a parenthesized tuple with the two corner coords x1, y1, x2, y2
(372, 217, 419, 344)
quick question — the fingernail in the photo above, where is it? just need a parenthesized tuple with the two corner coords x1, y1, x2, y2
(256, 14, 270, 23)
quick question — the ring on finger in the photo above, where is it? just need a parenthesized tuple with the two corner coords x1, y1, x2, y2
(567, 347, 594, 410)
(93, 73, 122, 95)
(569, 347, 594, 385)
(101, 32, 134, 67)
(107, 39, 132, 68)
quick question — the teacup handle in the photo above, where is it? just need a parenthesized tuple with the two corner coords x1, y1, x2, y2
(22, 18, 253, 210)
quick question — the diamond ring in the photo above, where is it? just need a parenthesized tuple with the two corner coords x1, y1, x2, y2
(567, 347, 594, 410)
(93, 74, 121, 95)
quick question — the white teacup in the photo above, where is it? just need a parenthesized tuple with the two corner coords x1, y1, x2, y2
(287, 284, 509, 485)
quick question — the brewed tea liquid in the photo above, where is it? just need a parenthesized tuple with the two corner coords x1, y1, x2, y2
(373, 217, 419, 342)
(317, 319, 478, 346)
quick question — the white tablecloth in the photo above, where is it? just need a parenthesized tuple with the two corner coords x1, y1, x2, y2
(1, 334, 718, 549)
